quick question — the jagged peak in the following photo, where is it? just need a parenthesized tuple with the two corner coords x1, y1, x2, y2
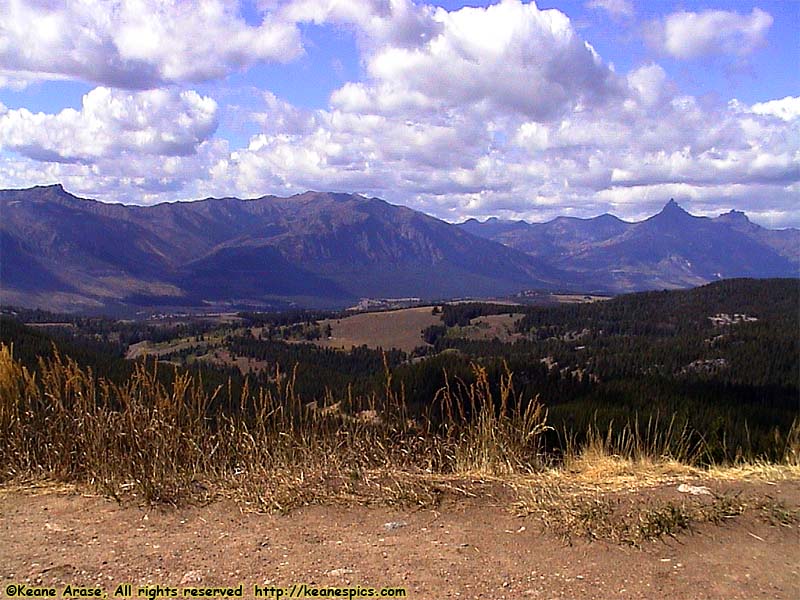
(648, 198, 694, 223)
(661, 198, 687, 213)
(719, 209, 751, 223)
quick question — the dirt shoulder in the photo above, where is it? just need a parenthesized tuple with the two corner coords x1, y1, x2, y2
(2, 479, 799, 600)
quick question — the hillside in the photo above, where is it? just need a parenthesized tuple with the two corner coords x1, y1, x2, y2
(2, 278, 798, 599)
(4, 278, 796, 462)
(0, 185, 562, 312)
(1, 186, 797, 312)
(461, 199, 798, 292)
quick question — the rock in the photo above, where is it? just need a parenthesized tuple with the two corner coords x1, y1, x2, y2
(384, 521, 408, 530)
(677, 484, 712, 495)
(326, 568, 354, 577)
(180, 571, 203, 585)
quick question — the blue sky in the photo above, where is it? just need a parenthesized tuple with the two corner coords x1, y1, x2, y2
(0, 0, 797, 227)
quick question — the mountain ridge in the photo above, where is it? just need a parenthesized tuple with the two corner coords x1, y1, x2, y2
(1, 185, 567, 312)
(1, 185, 797, 312)
(459, 198, 798, 291)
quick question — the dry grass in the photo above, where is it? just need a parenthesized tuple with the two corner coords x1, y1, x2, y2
(315, 307, 441, 352)
(513, 477, 800, 546)
(0, 344, 548, 510)
(515, 483, 733, 545)
(507, 420, 800, 545)
(2, 341, 798, 545)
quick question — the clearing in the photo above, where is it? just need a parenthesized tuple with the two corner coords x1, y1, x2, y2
(448, 313, 524, 342)
(315, 307, 442, 353)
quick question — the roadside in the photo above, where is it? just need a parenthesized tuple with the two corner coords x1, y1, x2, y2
(2, 477, 798, 600)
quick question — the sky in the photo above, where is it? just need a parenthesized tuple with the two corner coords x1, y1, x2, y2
(0, 0, 798, 227)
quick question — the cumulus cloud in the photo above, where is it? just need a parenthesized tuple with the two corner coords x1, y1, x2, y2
(0, 69, 36, 91)
(216, 0, 631, 204)
(225, 100, 493, 199)
(278, 0, 442, 48)
(585, 0, 633, 19)
(626, 63, 670, 108)
(0, 0, 302, 88)
(647, 8, 773, 60)
(222, 65, 799, 224)
(0, 1, 797, 228)
(0, 87, 219, 163)
(750, 96, 800, 122)
(0, 136, 231, 204)
(347, 0, 621, 122)
(228, 42, 799, 224)
(248, 92, 316, 135)
(596, 182, 800, 227)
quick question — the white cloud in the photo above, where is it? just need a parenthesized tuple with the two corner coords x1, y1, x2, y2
(585, 0, 633, 19)
(222, 58, 799, 225)
(278, 0, 441, 48)
(0, 133, 232, 205)
(648, 8, 773, 60)
(0, 87, 219, 163)
(248, 92, 316, 135)
(0, 69, 37, 91)
(0, 0, 302, 88)
(327, 0, 621, 122)
(750, 96, 800, 122)
(596, 182, 800, 227)
(0, 1, 797, 228)
(223, 101, 494, 199)
(626, 63, 669, 108)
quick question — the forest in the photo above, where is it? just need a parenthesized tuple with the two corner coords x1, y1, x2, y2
(1, 278, 798, 463)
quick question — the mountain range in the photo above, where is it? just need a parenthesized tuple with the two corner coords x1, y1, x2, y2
(460, 199, 799, 292)
(0, 185, 797, 312)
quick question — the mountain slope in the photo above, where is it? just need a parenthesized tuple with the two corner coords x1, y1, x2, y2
(460, 199, 797, 292)
(568, 200, 796, 290)
(459, 214, 630, 259)
(2, 186, 796, 312)
(0, 185, 564, 311)
(715, 209, 800, 267)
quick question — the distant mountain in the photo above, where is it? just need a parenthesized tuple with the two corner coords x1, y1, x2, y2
(459, 217, 530, 239)
(0, 185, 564, 312)
(1, 186, 796, 313)
(462, 213, 630, 259)
(460, 199, 798, 292)
(714, 209, 800, 267)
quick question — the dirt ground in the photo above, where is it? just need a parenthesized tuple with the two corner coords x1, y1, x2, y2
(2, 479, 798, 600)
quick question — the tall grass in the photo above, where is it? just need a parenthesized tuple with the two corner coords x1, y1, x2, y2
(0, 345, 550, 507)
(1, 343, 796, 510)
(433, 364, 550, 474)
(559, 414, 708, 470)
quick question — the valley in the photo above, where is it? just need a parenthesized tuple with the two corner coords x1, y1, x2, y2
(2, 2, 798, 596)
(2, 278, 798, 600)
(3, 278, 797, 464)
